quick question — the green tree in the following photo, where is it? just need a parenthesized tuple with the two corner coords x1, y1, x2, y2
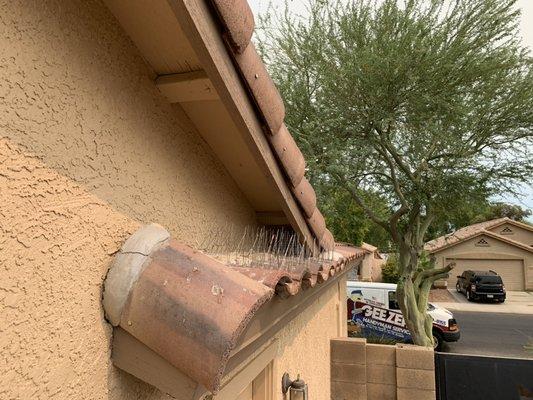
(427, 201, 532, 239)
(476, 202, 532, 222)
(315, 182, 391, 249)
(259, 0, 533, 346)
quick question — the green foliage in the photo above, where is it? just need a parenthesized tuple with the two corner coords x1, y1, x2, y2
(259, 0, 533, 345)
(259, 0, 532, 250)
(381, 254, 401, 284)
(475, 202, 532, 223)
(427, 201, 532, 239)
(314, 182, 391, 249)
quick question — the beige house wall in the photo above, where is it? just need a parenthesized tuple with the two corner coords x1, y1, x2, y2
(0, 1, 258, 399)
(274, 277, 347, 400)
(432, 234, 533, 290)
(487, 223, 533, 247)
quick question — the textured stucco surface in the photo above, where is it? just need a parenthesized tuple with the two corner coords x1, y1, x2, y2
(0, 0, 256, 399)
(273, 280, 343, 400)
(487, 222, 533, 247)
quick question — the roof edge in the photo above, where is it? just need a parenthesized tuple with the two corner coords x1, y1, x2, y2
(428, 229, 533, 254)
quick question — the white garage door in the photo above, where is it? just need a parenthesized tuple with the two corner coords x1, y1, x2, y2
(445, 258, 525, 291)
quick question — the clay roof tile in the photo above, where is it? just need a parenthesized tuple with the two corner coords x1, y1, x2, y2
(211, 0, 255, 54)
(268, 124, 306, 187)
(103, 225, 366, 394)
(307, 208, 327, 240)
(234, 43, 286, 135)
(291, 176, 317, 219)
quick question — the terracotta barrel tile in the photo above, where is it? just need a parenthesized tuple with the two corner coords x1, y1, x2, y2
(291, 176, 316, 218)
(307, 208, 326, 240)
(235, 43, 285, 134)
(269, 124, 306, 187)
(320, 229, 335, 251)
(211, 0, 254, 53)
(118, 240, 273, 393)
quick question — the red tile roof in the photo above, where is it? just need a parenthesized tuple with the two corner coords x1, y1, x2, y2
(210, 0, 331, 249)
(425, 217, 508, 252)
(103, 225, 365, 393)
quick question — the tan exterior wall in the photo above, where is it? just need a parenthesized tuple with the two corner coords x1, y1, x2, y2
(371, 257, 386, 282)
(432, 234, 533, 290)
(487, 223, 533, 247)
(0, 1, 257, 399)
(273, 277, 347, 400)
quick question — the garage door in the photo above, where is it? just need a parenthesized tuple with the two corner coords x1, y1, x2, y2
(445, 258, 525, 291)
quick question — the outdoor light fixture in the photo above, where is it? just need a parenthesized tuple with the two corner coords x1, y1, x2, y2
(281, 373, 308, 400)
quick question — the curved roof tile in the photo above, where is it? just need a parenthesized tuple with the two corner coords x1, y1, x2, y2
(291, 176, 317, 219)
(210, 0, 338, 251)
(235, 43, 286, 135)
(211, 0, 255, 54)
(320, 229, 335, 251)
(268, 124, 306, 187)
(103, 225, 365, 394)
(307, 208, 327, 240)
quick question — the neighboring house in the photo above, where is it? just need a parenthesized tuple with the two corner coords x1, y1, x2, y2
(0, 1, 366, 399)
(350, 242, 385, 282)
(425, 218, 533, 291)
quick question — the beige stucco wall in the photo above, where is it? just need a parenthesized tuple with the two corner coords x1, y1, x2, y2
(432, 234, 533, 290)
(487, 223, 533, 247)
(273, 277, 347, 400)
(0, 1, 257, 399)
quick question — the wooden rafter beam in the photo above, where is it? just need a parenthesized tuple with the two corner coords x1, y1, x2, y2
(156, 70, 219, 103)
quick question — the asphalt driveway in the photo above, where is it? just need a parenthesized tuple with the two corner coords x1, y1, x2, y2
(441, 310, 533, 359)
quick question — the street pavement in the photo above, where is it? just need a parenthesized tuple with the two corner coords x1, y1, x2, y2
(441, 310, 533, 359)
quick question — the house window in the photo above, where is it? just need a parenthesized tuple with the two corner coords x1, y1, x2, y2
(475, 238, 490, 247)
(501, 226, 513, 235)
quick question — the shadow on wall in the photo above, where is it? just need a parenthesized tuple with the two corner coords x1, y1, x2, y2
(0, 0, 255, 399)
(0, 0, 256, 247)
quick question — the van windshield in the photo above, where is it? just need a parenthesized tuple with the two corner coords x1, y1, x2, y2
(476, 276, 502, 284)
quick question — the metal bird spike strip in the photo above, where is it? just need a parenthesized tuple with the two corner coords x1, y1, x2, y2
(200, 224, 335, 271)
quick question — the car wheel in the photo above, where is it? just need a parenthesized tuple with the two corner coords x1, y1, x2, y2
(466, 291, 473, 302)
(456, 283, 461, 293)
(433, 332, 443, 351)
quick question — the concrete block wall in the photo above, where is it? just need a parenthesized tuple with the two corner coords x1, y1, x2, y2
(331, 338, 368, 400)
(395, 343, 436, 400)
(330, 339, 435, 400)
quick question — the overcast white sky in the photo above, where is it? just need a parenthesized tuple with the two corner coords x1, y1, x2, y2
(249, 0, 533, 217)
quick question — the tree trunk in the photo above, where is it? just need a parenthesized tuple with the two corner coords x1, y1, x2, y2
(396, 242, 434, 347)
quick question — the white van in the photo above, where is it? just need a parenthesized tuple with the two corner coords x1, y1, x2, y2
(347, 281, 460, 350)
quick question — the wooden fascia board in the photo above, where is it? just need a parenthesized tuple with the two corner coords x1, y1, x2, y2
(167, 0, 314, 246)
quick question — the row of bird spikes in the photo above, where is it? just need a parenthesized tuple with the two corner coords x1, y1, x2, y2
(196, 225, 336, 272)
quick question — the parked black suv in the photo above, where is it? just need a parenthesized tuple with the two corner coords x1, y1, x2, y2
(456, 270, 506, 302)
